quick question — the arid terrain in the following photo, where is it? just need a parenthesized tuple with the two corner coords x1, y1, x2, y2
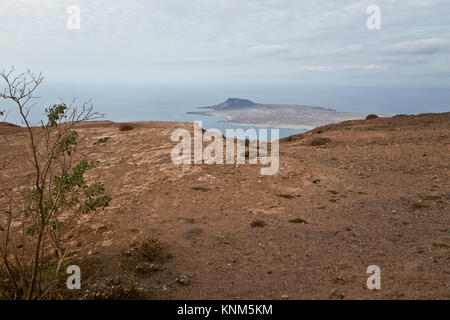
(0, 113, 449, 299)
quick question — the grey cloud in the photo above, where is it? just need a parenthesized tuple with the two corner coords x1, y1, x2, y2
(299, 64, 382, 73)
(385, 38, 450, 55)
(334, 44, 363, 54)
(0, 0, 449, 85)
(248, 44, 292, 56)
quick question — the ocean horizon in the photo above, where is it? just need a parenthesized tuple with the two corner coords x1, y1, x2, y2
(2, 83, 449, 139)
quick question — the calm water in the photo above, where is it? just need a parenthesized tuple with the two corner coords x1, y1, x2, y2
(2, 83, 449, 139)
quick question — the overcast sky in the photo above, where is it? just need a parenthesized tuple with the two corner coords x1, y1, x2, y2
(1, 0, 449, 87)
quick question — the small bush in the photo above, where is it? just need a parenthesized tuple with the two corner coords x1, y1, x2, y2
(289, 218, 308, 224)
(135, 262, 159, 274)
(250, 220, 266, 228)
(277, 194, 295, 199)
(184, 228, 203, 239)
(134, 237, 166, 262)
(331, 276, 347, 285)
(83, 275, 146, 300)
(306, 137, 331, 146)
(192, 186, 211, 192)
(121, 237, 168, 276)
(130, 237, 166, 262)
(365, 114, 378, 120)
(409, 201, 428, 211)
(94, 137, 110, 145)
(118, 124, 134, 131)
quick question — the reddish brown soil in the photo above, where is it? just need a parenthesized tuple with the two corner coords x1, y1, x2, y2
(1, 113, 449, 299)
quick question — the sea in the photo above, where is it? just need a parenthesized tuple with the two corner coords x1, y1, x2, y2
(1, 83, 449, 140)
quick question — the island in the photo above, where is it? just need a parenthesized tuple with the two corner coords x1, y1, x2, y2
(187, 98, 371, 129)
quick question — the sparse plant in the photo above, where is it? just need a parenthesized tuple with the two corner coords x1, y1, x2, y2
(277, 194, 295, 199)
(0, 67, 111, 299)
(366, 114, 378, 120)
(83, 275, 146, 300)
(250, 220, 266, 228)
(120, 237, 168, 275)
(130, 237, 166, 263)
(192, 186, 211, 192)
(289, 218, 308, 224)
(409, 201, 428, 211)
(118, 124, 134, 131)
(306, 136, 331, 146)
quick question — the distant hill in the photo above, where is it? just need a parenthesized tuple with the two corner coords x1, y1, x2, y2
(0, 122, 19, 128)
(202, 98, 258, 110)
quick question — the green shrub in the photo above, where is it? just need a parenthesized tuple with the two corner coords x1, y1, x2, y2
(0, 68, 111, 300)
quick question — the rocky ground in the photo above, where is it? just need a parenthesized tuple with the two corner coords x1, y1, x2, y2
(0, 113, 449, 299)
